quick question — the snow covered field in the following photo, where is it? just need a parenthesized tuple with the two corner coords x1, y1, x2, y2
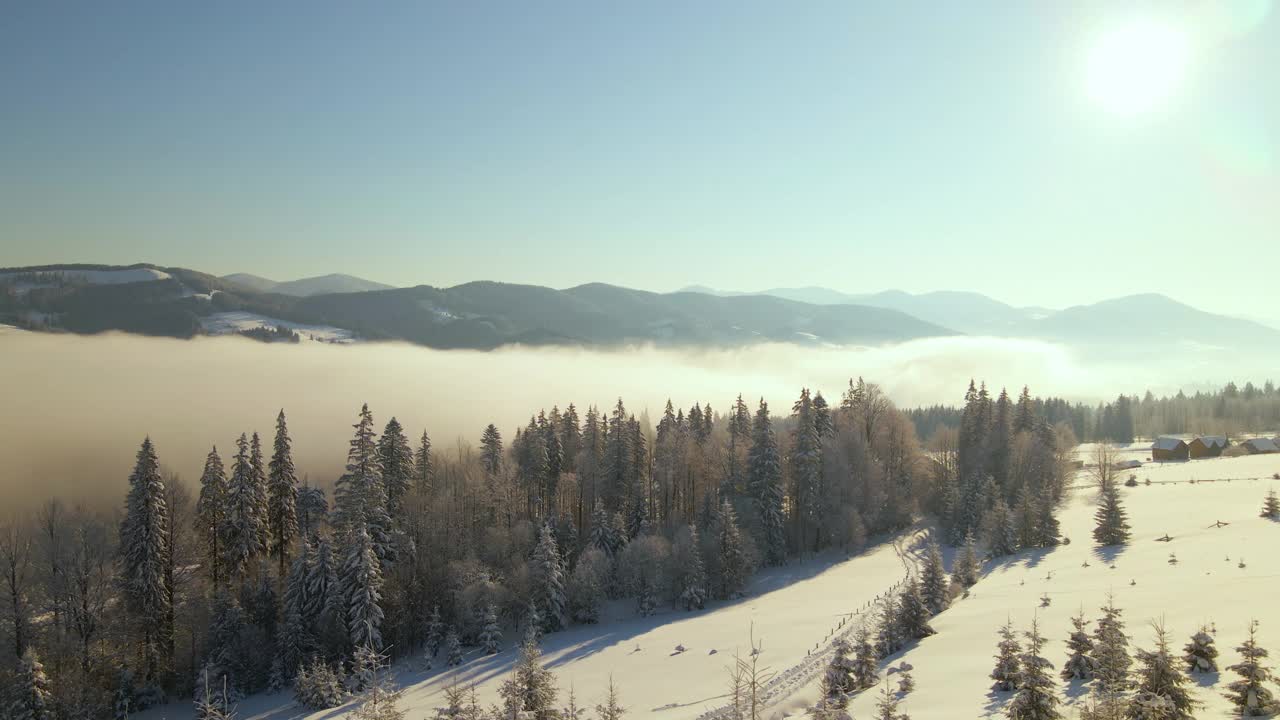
(0, 267, 171, 294)
(137, 452, 1280, 720)
(833, 453, 1280, 720)
(199, 311, 358, 344)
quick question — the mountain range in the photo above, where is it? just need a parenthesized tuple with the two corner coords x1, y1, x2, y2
(2, 263, 1277, 355)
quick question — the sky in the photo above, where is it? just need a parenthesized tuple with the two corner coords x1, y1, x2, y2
(1, 1, 1277, 315)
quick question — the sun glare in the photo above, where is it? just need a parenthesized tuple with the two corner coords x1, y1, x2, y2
(1085, 18, 1191, 118)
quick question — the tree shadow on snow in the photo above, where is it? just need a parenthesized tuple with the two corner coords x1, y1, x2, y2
(1062, 678, 1092, 701)
(983, 686, 1014, 716)
(1193, 671, 1220, 689)
(1090, 543, 1126, 566)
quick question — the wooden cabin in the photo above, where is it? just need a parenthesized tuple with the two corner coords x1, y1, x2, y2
(1151, 436, 1189, 461)
(1243, 437, 1279, 455)
(1188, 435, 1229, 459)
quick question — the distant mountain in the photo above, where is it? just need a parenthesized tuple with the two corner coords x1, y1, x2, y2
(1, 264, 953, 349)
(222, 272, 394, 296)
(680, 285, 1280, 352)
(1028, 293, 1280, 348)
(681, 285, 1039, 334)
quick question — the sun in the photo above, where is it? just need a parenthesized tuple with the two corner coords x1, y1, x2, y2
(1084, 19, 1191, 118)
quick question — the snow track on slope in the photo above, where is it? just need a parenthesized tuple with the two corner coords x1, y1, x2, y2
(692, 529, 928, 720)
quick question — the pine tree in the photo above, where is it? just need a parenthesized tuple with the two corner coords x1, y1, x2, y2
(445, 629, 463, 667)
(919, 541, 949, 615)
(820, 637, 856, 708)
(1224, 620, 1276, 717)
(425, 605, 445, 657)
(992, 619, 1022, 692)
(223, 433, 264, 579)
(479, 604, 503, 654)
(342, 525, 385, 651)
(377, 417, 414, 519)
(877, 596, 904, 659)
(747, 399, 786, 566)
(306, 537, 338, 639)
(297, 483, 328, 541)
(9, 648, 54, 720)
(1005, 619, 1062, 720)
(500, 639, 559, 720)
(951, 532, 981, 588)
(204, 589, 248, 698)
(413, 429, 433, 496)
(1060, 610, 1097, 681)
(1093, 479, 1131, 547)
(532, 524, 567, 633)
(196, 446, 229, 587)
(1261, 489, 1280, 520)
(294, 658, 347, 709)
(715, 500, 750, 599)
(194, 668, 238, 720)
(851, 623, 880, 690)
(596, 676, 626, 720)
(895, 578, 935, 640)
(1015, 484, 1038, 550)
(588, 501, 619, 557)
(1093, 595, 1131, 694)
(267, 410, 299, 575)
(1182, 625, 1218, 674)
(1130, 620, 1195, 720)
(525, 600, 544, 644)
(118, 437, 171, 681)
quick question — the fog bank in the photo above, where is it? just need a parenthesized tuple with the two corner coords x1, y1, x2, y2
(0, 327, 1241, 510)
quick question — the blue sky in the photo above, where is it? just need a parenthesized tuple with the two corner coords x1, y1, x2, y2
(2, 1, 1276, 315)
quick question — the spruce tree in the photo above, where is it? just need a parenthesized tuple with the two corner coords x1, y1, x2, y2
(480, 424, 503, 477)
(747, 399, 786, 566)
(9, 648, 54, 720)
(1060, 610, 1097, 681)
(1261, 489, 1279, 520)
(992, 619, 1022, 692)
(479, 604, 503, 654)
(532, 524, 567, 632)
(1130, 621, 1195, 720)
(118, 436, 171, 681)
(1033, 484, 1060, 548)
(1005, 619, 1062, 720)
(876, 596, 904, 659)
(951, 532, 981, 588)
(985, 499, 1019, 558)
(306, 538, 338, 641)
(1093, 595, 1131, 694)
(413, 429, 433, 496)
(224, 433, 264, 579)
(715, 500, 750, 599)
(1093, 479, 1131, 547)
(267, 410, 299, 575)
(851, 623, 880, 690)
(874, 679, 909, 720)
(500, 639, 559, 720)
(424, 605, 445, 657)
(335, 404, 395, 563)
(1182, 625, 1218, 674)
(919, 541, 949, 614)
(896, 578, 935, 640)
(595, 675, 626, 720)
(248, 432, 270, 556)
(342, 525, 385, 651)
(377, 417, 414, 519)
(445, 629, 463, 667)
(821, 637, 856, 707)
(1224, 620, 1276, 717)
(790, 389, 823, 553)
(672, 524, 707, 611)
(279, 542, 313, 679)
(196, 446, 229, 587)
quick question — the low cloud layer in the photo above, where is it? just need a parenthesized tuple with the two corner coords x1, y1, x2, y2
(0, 328, 1247, 511)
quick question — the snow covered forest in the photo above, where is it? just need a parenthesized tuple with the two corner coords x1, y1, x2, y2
(2, 378, 1277, 720)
